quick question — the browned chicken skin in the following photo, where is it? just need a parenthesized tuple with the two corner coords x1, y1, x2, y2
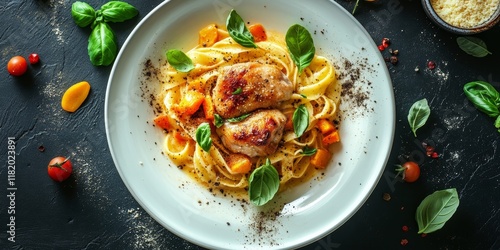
(212, 62, 294, 119)
(217, 109, 287, 157)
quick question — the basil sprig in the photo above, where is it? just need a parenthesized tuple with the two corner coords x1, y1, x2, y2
(464, 81, 500, 133)
(166, 49, 194, 73)
(71, 1, 96, 27)
(226, 113, 251, 123)
(286, 24, 315, 74)
(293, 104, 309, 137)
(248, 159, 280, 206)
(226, 10, 257, 48)
(232, 87, 243, 95)
(71, 1, 138, 66)
(415, 188, 459, 234)
(302, 146, 317, 156)
(88, 22, 117, 66)
(456, 37, 491, 58)
(407, 98, 430, 137)
(195, 123, 212, 152)
(213, 113, 251, 128)
(100, 1, 138, 23)
(464, 81, 500, 117)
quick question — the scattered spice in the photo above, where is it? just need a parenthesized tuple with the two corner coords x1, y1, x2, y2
(382, 38, 391, 48)
(400, 238, 409, 246)
(415, 66, 420, 72)
(390, 56, 398, 65)
(431, 152, 439, 158)
(38, 145, 45, 152)
(427, 60, 436, 70)
(383, 192, 391, 201)
(402, 225, 409, 232)
(422, 141, 439, 158)
(421, 233, 427, 237)
(378, 37, 399, 66)
(389, 49, 399, 56)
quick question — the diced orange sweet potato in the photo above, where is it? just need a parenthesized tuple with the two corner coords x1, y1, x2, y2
(227, 154, 252, 174)
(316, 119, 336, 135)
(173, 90, 205, 116)
(248, 23, 267, 42)
(310, 148, 332, 169)
(153, 115, 172, 130)
(322, 131, 340, 146)
(199, 24, 219, 47)
(203, 95, 215, 121)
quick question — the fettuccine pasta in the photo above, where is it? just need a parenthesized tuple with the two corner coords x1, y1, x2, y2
(154, 23, 341, 194)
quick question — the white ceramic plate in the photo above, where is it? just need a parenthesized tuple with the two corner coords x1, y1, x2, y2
(105, 0, 395, 249)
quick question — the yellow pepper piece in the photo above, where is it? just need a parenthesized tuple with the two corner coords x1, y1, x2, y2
(61, 81, 91, 112)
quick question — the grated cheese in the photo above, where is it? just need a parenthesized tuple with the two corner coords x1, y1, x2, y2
(431, 0, 500, 28)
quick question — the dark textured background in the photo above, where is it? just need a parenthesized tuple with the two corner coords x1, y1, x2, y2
(1, 0, 499, 249)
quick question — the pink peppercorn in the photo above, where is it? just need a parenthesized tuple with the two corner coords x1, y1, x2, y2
(427, 61, 436, 70)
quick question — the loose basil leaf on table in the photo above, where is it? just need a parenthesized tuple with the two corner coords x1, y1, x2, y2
(71, 1, 96, 27)
(100, 1, 138, 23)
(415, 188, 460, 234)
(248, 158, 280, 206)
(286, 24, 315, 74)
(407, 98, 430, 137)
(195, 123, 212, 152)
(166, 49, 194, 73)
(88, 22, 117, 66)
(463, 81, 500, 118)
(293, 104, 309, 137)
(456, 37, 492, 58)
(226, 9, 257, 48)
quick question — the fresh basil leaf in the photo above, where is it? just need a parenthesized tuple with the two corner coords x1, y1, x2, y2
(415, 188, 459, 234)
(232, 87, 242, 95)
(293, 104, 309, 137)
(286, 24, 315, 73)
(302, 146, 317, 156)
(456, 37, 492, 58)
(214, 114, 224, 128)
(407, 98, 430, 137)
(71, 1, 96, 27)
(226, 9, 257, 48)
(248, 158, 280, 206)
(195, 123, 212, 152)
(226, 113, 251, 123)
(101, 1, 138, 23)
(464, 81, 500, 118)
(88, 22, 117, 66)
(166, 49, 194, 73)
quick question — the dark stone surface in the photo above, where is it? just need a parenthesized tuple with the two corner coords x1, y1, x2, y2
(1, 0, 499, 249)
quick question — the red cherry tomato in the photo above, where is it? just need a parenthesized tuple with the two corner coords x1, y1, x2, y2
(28, 53, 40, 64)
(396, 161, 420, 182)
(7, 56, 28, 76)
(48, 157, 73, 182)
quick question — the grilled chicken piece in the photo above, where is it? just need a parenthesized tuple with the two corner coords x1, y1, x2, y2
(212, 62, 293, 119)
(217, 109, 287, 157)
